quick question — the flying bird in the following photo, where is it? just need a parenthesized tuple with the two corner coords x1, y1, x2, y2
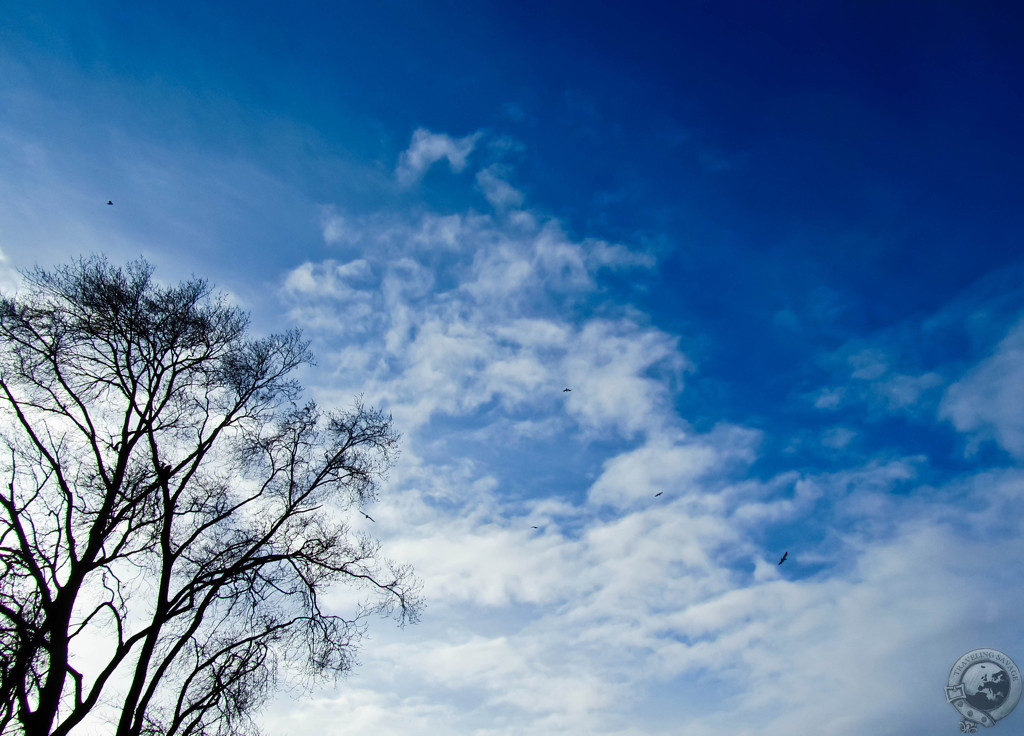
(778, 551, 788, 565)
(532, 526, 539, 529)
(361, 512, 375, 523)
(654, 491, 663, 497)
(563, 387, 572, 392)
(107, 200, 113, 205)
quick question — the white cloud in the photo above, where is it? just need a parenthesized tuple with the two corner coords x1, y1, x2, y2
(874, 370, 943, 409)
(587, 425, 759, 508)
(283, 258, 373, 297)
(810, 343, 944, 419)
(0, 246, 22, 294)
(821, 425, 857, 449)
(669, 514, 1024, 736)
(563, 320, 692, 438)
(262, 686, 465, 736)
(396, 128, 482, 186)
(320, 205, 349, 245)
(941, 316, 1024, 458)
(847, 347, 889, 380)
(729, 472, 820, 526)
(475, 165, 524, 210)
(280, 203, 662, 435)
(584, 239, 657, 270)
(812, 386, 845, 410)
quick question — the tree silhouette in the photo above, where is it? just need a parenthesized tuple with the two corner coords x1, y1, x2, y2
(0, 257, 421, 736)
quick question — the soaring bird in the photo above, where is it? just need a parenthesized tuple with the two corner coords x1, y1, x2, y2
(563, 387, 572, 392)
(361, 512, 375, 523)
(778, 551, 788, 565)
(107, 200, 113, 205)
(532, 526, 539, 529)
(654, 491, 663, 497)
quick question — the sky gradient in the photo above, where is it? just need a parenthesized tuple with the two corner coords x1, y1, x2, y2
(3, 2, 1024, 734)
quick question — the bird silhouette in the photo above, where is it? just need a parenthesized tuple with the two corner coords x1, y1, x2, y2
(563, 388, 572, 392)
(654, 491, 663, 497)
(778, 551, 788, 565)
(532, 526, 539, 529)
(361, 512, 375, 523)
(107, 200, 113, 205)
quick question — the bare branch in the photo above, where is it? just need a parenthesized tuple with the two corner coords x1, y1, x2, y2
(0, 256, 421, 736)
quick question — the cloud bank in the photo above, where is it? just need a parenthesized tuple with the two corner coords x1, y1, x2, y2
(257, 129, 1024, 736)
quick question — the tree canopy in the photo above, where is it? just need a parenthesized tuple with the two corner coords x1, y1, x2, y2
(0, 257, 421, 736)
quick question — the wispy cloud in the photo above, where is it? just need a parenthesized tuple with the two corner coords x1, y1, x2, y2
(319, 205, 350, 246)
(0, 246, 21, 293)
(475, 165, 524, 210)
(282, 190, 661, 437)
(808, 342, 945, 422)
(941, 316, 1024, 458)
(396, 128, 482, 186)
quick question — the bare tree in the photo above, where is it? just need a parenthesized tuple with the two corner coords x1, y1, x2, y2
(0, 257, 421, 736)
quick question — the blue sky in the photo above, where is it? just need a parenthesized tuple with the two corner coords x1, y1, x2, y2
(3, 2, 1024, 734)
